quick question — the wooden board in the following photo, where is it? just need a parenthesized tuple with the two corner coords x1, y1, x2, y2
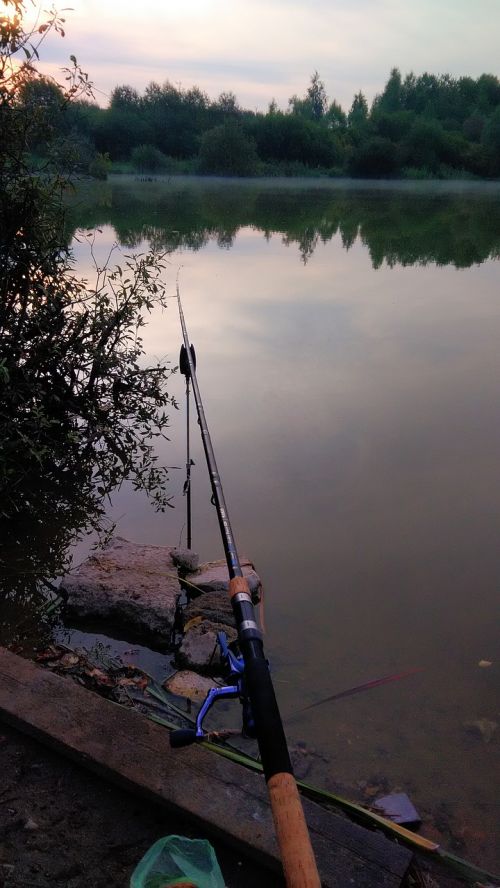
(0, 647, 412, 887)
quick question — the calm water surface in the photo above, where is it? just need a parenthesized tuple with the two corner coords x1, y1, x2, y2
(69, 178, 500, 868)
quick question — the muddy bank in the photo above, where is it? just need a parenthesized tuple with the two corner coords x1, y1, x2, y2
(0, 722, 280, 888)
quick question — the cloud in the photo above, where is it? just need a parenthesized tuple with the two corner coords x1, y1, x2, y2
(36, 0, 500, 110)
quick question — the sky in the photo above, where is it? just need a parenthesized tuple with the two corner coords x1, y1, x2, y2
(27, 0, 500, 111)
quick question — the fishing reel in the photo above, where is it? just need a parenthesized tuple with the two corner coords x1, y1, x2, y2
(170, 631, 256, 748)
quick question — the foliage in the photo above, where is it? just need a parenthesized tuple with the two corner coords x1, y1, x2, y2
(0, 1, 177, 612)
(348, 135, 400, 177)
(68, 177, 500, 270)
(198, 122, 259, 176)
(254, 111, 340, 168)
(11, 27, 500, 181)
(131, 143, 169, 173)
(88, 151, 111, 179)
(482, 105, 500, 175)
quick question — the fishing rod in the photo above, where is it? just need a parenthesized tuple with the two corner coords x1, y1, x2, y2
(171, 287, 321, 888)
(179, 342, 196, 549)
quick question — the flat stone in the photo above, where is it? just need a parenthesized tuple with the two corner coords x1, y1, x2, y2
(184, 590, 235, 628)
(60, 537, 181, 646)
(185, 558, 262, 602)
(164, 670, 217, 702)
(176, 620, 237, 674)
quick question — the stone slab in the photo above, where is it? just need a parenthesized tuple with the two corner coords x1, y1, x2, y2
(0, 647, 412, 887)
(184, 589, 235, 627)
(177, 619, 238, 674)
(164, 670, 218, 702)
(60, 536, 180, 646)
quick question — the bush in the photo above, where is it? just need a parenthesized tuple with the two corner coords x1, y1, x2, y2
(88, 151, 111, 179)
(131, 144, 169, 173)
(198, 123, 259, 176)
(349, 136, 400, 177)
(0, 2, 176, 616)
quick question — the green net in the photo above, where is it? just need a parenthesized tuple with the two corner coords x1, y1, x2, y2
(130, 835, 225, 888)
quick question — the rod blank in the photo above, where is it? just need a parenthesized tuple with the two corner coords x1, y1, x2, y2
(175, 289, 320, 887)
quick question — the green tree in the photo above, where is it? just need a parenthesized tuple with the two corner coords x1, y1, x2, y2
(131, 143, 168, 173)
(477, 74, 500, 112)
(110, 84, 141, 112)
(307, 71, 328, 121)
(348, 136, 400, 177)
(462, 112, 485, 142)
(254, 111, 340, 168)
(0, 1, 177, 612)
(481, 105, 500, 175)
(215, 91, 240, 116)
(375, 67, 403, 114)
(198, 122, 259, 175)
(326, 100, 347, 131)
(348, 91, 369, 127)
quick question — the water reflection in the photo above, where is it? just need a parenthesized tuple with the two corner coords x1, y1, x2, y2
(69, 176, 500, 267)
(8, 178, 500, 868)
(69, 180, 500, 868)
(0, 461, 106, 647)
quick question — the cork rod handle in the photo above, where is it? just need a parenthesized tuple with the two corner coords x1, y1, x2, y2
(268, 772, 321, 887)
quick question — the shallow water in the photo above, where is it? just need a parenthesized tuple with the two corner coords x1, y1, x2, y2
(12, 176, 500, 869)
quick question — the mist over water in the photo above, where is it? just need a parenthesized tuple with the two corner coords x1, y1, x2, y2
(66, 177, 500, 868)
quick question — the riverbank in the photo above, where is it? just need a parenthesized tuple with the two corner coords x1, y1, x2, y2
(0, 722, 482, 888)
(0, 722, 279, 888)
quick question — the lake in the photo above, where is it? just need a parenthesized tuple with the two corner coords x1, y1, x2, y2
(21, 176, 500, 868)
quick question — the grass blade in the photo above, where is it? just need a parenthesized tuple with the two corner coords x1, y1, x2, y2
(296, 668, 423, 714)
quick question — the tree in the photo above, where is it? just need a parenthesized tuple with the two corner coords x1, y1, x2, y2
(477, 74, 500, 112)
(19, 77, 67, 153)
(375, 68, 402, 114)
(307, 71, 328, 121)
(215, 91, 240, 116)
(348, 91, 369, 127)
(326, 100, 346, 131)
(198, 122, 258, 175)
(131, 143, 168, 173)
(254, 111, 340, 168)
(110, 84, 141, 112)
(0, 1, 177, 612)
(348, 136, 400, 177)
(481, 105, 500, 175)
(402, 118, 447, 171)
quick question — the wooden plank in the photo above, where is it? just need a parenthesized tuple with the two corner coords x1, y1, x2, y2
(0, 647, 412, 887)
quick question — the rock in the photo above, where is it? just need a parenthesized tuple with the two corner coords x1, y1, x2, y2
(172, 548, 199, 572)
(60, 537, 181, 646)
(164, 670, 217, 701)
(290, 749, 312, 781)
(463, 718, 498, 743)
(183, 590, 235, 628)
(176, 620, 237, 674)
(373, 793, 421, 826)
(185, 558, 262, 602)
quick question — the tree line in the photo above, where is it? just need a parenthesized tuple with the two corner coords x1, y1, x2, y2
(22, 68, 500, 178)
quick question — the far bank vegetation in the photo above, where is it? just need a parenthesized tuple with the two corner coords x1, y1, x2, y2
(21, 68, 500, 180)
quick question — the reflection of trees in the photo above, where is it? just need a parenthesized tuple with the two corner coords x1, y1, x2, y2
(69, 180, 500, 268)
(0, 462, 105, 647)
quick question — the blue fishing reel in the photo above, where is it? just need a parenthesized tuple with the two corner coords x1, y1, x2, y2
(170, 631, 256, 748)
